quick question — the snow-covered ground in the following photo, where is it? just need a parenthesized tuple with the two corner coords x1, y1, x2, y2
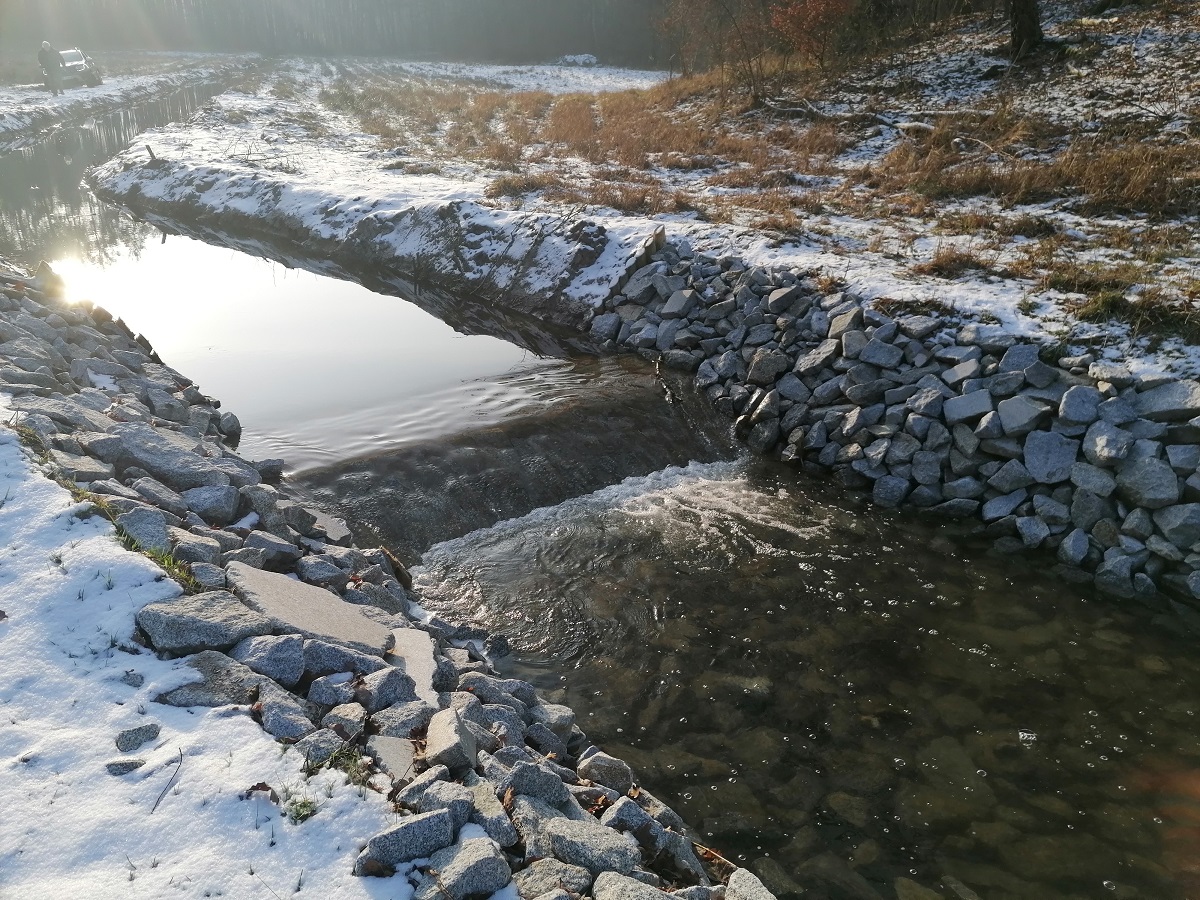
(83, 3, 1199, 373)
(0, 408, 463, 898)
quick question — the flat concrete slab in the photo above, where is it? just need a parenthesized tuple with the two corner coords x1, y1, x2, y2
(387, 628, 439, 706)
(225, 562, 393, 656)
(366, 735, 417, 782)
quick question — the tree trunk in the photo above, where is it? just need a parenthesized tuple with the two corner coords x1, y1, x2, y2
(1009, 0, 1043, 59)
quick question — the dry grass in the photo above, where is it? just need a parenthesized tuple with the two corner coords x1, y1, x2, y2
(870, 111, 1200, 217)
(911, 246, 996, 279)
(484, 171, 568, 198)
(1070, 288, 1200, 344)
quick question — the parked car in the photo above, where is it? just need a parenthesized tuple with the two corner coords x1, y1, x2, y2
(43, 47, 103, 88)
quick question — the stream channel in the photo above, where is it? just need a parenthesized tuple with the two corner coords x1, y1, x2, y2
(5, 92, 1200, 900)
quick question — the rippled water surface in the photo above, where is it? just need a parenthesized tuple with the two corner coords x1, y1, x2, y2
(415, 459, 1200, 899)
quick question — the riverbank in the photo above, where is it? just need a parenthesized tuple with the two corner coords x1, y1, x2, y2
(0, 51, 258, 148)
(0, 260, 774, 897)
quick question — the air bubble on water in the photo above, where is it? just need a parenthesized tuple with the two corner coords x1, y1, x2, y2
(683, 793, 692, 800)
(976, 769, 987, 777)
(679, 717, 687, 723)
(1103, 882, 1116, 892)
(1154, 817, 1163, 824)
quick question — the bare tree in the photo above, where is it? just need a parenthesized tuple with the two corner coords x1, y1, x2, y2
(1009, 0, 1043, 59)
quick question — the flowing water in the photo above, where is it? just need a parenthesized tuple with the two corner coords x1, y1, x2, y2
(409, 459, 1200, 899)
(7, 92, 1200, 899)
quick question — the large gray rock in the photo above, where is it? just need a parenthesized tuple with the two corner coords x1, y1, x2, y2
(51, 450, 115, 483)
(181, 484, 240, 526)
(1058, 529, 1090, 566)
(503, 761, 570, 807)
(354, 810, 456, 876)
(996, 395, 1050, 436)
(426, 707, 478, 771)
(229, 634, 304, 687)
(1024, 431, 1079, 484)
(225, 562, 392, 656)
(943, 390, 993, 426)
(356, 666, 419, 713)
(578, 751, 635, 794)
(322, 702, 368, 735)
(259, 685, 316, 740)
(727, 868, 779, 900)
(1059, 385, 1103, 425)
(794, 339, 840, 375)
(413, 839, 512, 900)
(1083, 421, 1135, 466)
(243, 530, 302, 565)
(303, 639, 389, 678)
(600, 797, 668, 855)
(293, 728, 344, 767)
(546, 818, 641, 876)
(1116, 458, 1181, 509)
(1071, 462, 1116, 497)
(116, 506, 171, 553)
(513, 859, 593, 897)
(11, 395, 114, 432)
(374, 700, 438, 738)
(745, 349, 790, 386)
(530, 702, 576, 742)
(1153, 504, 1200, 549)
(660, 290, 696, 320)
(419, 780, 476, 830)
(168, 527, 222, 565)
(510, 795, 567, 862)
(133, 477, 189, 517)
(98, 423, 230, 490)
(295, 555, 349, 590)
(136, 591, 272, 654)
(1133, 380, 1200, 422)
(154, 651, 265, 707)
(463, 771, 519, 847)
(592, 872, 672, 900)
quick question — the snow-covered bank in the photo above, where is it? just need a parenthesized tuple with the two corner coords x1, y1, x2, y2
(91, 151, 656, 326)
(0, 53, 259, 148)
(0, 417, 400, 897)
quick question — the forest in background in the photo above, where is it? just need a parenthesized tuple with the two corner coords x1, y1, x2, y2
(0, 0, 1058, 70)
(0, 0, 663, 65)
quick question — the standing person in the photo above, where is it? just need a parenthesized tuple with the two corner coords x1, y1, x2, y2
(38, 41, 64, 96)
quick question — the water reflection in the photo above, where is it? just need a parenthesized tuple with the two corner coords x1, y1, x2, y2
(0, 82, 224, 267)
(53, 235, 555, 471)
(415, 459, 1200, 899)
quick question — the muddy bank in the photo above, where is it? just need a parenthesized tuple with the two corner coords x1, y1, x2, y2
(296, 355, 740, 562)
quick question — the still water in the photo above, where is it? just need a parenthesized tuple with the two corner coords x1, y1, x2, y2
(414, 458, 1200, 899)
(53, 235, 561, 470)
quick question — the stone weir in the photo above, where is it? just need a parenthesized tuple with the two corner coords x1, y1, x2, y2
(591, 242, 1200, 607)
(0, 262, 775, 900)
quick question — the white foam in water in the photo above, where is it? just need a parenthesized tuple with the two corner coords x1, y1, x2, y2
(416, 458, 750, 569)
